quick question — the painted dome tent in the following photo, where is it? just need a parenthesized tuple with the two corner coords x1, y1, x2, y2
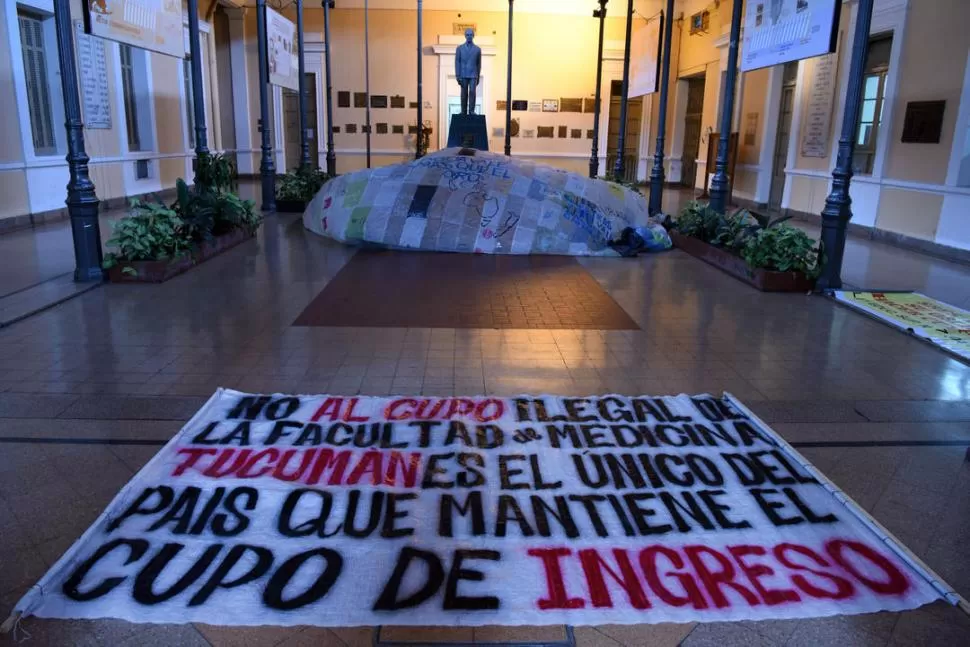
(302, 148, 671, 257)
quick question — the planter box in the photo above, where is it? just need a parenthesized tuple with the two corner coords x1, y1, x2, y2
(275, 199, 307, 213)
(106, 229, 254, 283)
(670, 231, 816, 292)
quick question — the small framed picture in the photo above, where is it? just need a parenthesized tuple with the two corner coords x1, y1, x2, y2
(542, 99, 559, 113)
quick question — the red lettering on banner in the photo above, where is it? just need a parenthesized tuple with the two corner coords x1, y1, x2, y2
(382, 398, 505, 422)
(773, 543, 853, 599)
(638, 546, 707, 609)
(578, 548, 651, 610)
(529, 541, 911, 612)
(683, 545, 760, 608)
(309, 398, 370, 423)
(727, 545, 800, 605)
(170, 447, 421, 489)
(527, 548, 586, 610)
(172, 448, 217, 476)
(826, 539, 909, 595)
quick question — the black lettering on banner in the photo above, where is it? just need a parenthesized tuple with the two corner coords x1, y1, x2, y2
(409, 420, 442, 448)
(530, 495, 580, 538)
(222, 422, 252, 446)
(373, 547, 446, 610)
(295, 423, 324, 446)
(533, 399, 568, 423)
(107, 487, 174, 533)
(263, 548, 344, 610)
(529, 454, 561, 490)
(457, 452, 486, 488)
(265, 421, 304, 445)
(495, 495, 535, 536)
(563, 398, 597, 422)
(514, 398, 532, 422)
(345, 490, 384, 538)
(439, 492, 486, 537)
(188, 545, 273, 606)
(547, 424, 581, 449)
(475, 425, 504, 449)
(622, 493, 673, 535)
(444, 550, 500, 610)
(423, 453, 456, 488)
(697, 489, 752, 530)
(691, 397, 745, 422)
(279, 489, 338, 538)
(62, 538, 149, 601)
(227, 396, 300, 421)
(595, 397, 634, 423)
(133, 543, 222, 604)
(568, 495, 609, 537)
(190, 421, 221, 444)
(498, 455, 529, 490)
(382, 492, 417, 538)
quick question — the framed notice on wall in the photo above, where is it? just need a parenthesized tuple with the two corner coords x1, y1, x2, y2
(83, 0, 183, 58)
(741, 0, 841, 72)
(629, 11, 663, 97)
(799, 35, 841, 158)
(74, 21, 111, 129)
(267, 7, 298, 91)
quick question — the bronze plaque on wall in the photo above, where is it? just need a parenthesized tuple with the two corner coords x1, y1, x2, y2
(354, 93, 367, 108)
(361, 125, 371, 134)
(537, 126, 555, 138)
(557, 125, 567, 138)
(560, 98, 583, 113)
(511, 100, 528, 111)
(587, 129, 595, 139)
(390, 95, 406, 108)
(338, 91, 351, 108)
(371, 95, 388, 109)
(584, 97, 597, 113)
(376, 123, 388, 134)
(392, 125, 404, 134)
(346, 124, 357, 133)
(408, 125, 419, 134)
(571, 129, 582, 139)
(496, 100, 508, 111)
(409, 101, 419, 109)
(510, 118, 520, 137)
(333, 126, 341, 133)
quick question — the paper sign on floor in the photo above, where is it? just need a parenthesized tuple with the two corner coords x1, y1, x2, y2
(13, 390, 946, 628)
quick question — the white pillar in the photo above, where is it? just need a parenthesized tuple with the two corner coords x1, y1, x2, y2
(227, 7, 254, 174)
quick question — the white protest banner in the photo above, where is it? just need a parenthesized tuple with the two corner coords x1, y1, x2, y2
(267, 7, 299, 91)
(629, 13, 663, 98)
(741, 0, 840, 72)
(12, 390, 948, 628)
(84, 0, 183, 59)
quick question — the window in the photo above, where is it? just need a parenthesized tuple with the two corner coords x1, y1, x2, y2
(18, 11, 56, 155)
(853, 34, 893, 175)
(120, 44, 154, 152)
(120, 45, 141, 151)
(183, 58, 195, 149)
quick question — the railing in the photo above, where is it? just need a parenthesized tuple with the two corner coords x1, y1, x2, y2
(603, 154, 639, 183)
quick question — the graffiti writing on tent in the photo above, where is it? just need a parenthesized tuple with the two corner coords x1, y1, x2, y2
(559, 192, 614, 246)
(417, 155, 513, 191)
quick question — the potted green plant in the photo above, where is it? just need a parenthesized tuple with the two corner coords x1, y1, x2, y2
(275, 166, 331, 212)
(103, 177, 262, 283)
(669, 201, 819, 291)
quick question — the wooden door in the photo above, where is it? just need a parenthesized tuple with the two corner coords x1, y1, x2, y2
(769, 62, 797, 210)
(681, 77, 705, 188)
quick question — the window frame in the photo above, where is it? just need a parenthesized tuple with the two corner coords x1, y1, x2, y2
(15, 7, 65, 159)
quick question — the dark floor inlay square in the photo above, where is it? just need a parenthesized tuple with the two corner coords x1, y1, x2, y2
(293, 251, 640, 329)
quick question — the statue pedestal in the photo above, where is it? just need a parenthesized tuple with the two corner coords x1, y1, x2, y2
(447, 114, 488, 151)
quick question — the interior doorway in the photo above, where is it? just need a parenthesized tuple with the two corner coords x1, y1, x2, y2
(606, 79, 643, 182)
(283, 74, 319, 172)
(768, 62, 798, 210)
(681, 76, 705, 188)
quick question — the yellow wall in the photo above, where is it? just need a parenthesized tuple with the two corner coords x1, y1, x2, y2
(0, 0, 24, 163)
(296, 7, 631, 161)
(738, 68, 769, 166)
(884, 0, 970, 184)
(875, 188, 944, 240)
(0, 171, 29, 219)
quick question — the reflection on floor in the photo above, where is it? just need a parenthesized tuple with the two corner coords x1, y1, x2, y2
(0, 187, 969, 644)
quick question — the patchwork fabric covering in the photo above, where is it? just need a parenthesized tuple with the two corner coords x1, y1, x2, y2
(303, 148, 671, 256)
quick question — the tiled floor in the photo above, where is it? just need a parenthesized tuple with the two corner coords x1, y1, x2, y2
(1, 189, 970, 644)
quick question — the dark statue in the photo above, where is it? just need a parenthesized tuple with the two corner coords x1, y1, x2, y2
(455, 28, 482, 115)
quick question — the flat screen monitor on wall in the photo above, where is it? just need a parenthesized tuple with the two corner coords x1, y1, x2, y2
(740, 0, 841, 72)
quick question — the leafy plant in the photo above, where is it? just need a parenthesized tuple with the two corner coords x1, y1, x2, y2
(674, 201, 722, 243)
(194, 153, 237, 193)
(173, 178, 261, 240)
(102, 200, 188, 269)
(742, 225, 821, 277)
(276, 166, 331, 202)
